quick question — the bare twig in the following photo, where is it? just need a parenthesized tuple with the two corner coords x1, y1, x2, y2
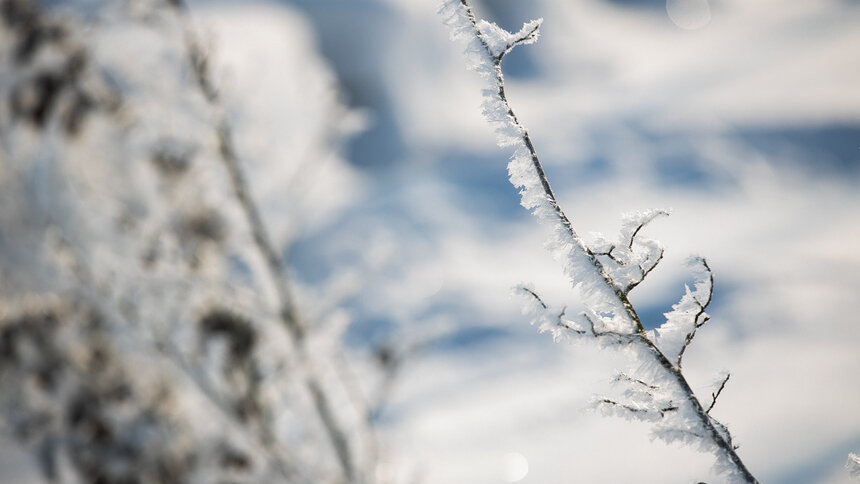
(613, 372, 659, 391)
(518, 286, 548, 310)
(598, 398, 678, 418)
(706, 373, 731, 415)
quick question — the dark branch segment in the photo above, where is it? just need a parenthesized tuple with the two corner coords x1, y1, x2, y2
(707, 373, 731, 415)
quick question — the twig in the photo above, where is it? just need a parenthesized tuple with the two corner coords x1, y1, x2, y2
(598, 398, 678, 418)
(613, 372, 659, 391)
(706, 373, 731, 415)
(677, 258, 714, 367)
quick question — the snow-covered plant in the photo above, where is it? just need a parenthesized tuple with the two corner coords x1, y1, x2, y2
(440, 1, 758, 482)
(0, 0, 376, 482)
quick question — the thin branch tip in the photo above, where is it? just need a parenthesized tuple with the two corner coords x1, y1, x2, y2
(706, 373, 731, 414)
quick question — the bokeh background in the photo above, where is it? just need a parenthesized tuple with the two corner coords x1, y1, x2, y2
(3, 0, 859, 482)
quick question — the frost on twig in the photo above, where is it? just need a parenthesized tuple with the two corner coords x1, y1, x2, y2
(651, 256, 714, 368)
(590, 209, 668, 294)
(442, 1, 758, 482)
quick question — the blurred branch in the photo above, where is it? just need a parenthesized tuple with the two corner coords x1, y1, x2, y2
(51, 230, 311, 482)
(167, 1, 361, 480)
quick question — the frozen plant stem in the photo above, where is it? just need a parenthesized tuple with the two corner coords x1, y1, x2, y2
(441, 1, 758, 482)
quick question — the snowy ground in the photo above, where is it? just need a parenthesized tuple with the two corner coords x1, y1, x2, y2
(4, 0, 859, 482)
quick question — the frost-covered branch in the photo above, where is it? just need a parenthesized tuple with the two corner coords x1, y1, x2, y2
(590, 210, 668, 294)
(516, 285, 642, 345)
(442, 1, 758, 481)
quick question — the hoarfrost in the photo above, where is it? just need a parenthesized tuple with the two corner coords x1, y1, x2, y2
(652, 257, 714, 367)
